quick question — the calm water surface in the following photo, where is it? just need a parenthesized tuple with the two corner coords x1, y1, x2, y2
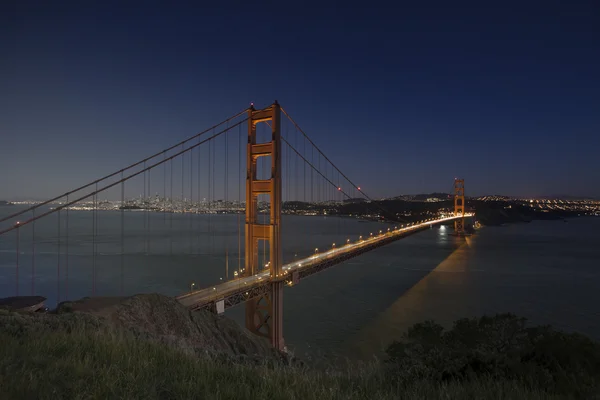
(1, 206, 599, 359)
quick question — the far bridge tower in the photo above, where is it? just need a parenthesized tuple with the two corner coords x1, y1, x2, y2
(454, 178, 465, 234)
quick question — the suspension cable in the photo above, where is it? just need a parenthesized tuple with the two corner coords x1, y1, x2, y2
(0, 109, 250, 225)
(0, 119, 248, 236)
(281, 136, 392, 223)
(281, 107, 393, 215)
(281, 114, 397, 221)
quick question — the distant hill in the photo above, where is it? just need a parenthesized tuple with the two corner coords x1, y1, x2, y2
(0, 200, 14, 206)
(389, 193, 451, 201)
(539, 194, 599, 201)
(342, 197, 367, 203)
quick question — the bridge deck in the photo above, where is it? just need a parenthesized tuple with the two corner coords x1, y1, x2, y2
(176, 214, 472, 312)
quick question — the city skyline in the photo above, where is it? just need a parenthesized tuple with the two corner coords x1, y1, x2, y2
(1, 1, 599, 200)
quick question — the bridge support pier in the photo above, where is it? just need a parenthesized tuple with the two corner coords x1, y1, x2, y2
(244, 102, 285, 351)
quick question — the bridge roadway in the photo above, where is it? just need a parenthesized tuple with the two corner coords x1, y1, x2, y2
(177, 214, 473, 312)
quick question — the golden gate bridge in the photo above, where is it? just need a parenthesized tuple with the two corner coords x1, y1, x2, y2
(0, 102, 471, 351)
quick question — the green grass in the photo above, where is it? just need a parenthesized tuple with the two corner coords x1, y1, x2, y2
(0, 311, 569, 400)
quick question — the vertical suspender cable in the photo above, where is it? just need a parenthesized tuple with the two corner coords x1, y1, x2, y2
(303, 134, 306, 204)
(31, 209, 35, 295)
(181, 144, 184, 237)
(311, 144, 314, 204)
(339, 171, 342, 235)
(170, 158, 173, 255)
(286, 127, 290, 205)
(225, 122, 229, 279)
(181, 145, 184, 255)
(93, 185, 97, 295)
(190, 144, 193, 254)
(147, 165, 151, 254)
(295, 127, 298, 202)
(144, 161, 147, 254)
(303, 134, 306, 253)
(15, 225, 19, 296)
(197, 135, 201, 252)
(212, 135, 215, 255)
(66, 194, 69, 300)
(163, 152, 167, 224)
(318, 154, 321, 205)
(91, 191, 95, 295)
(95, 184, 98, 294)
(238, 122, 241, 274)
(57, 209, 61, 302)
(262, 127, 267, 269)
(121, 171, 125, 295)
(208, 137, 212, 256)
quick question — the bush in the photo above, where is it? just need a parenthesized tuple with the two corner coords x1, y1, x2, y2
(385, 313, 600, 397)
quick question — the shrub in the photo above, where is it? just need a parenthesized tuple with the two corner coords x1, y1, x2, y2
(385, 313, 600, 397)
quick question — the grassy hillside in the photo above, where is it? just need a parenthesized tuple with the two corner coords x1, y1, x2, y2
(0, 295, 598, 399)
(0, 316, 555, 400)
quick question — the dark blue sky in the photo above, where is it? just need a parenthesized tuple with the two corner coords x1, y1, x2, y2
(1, 1, 599, 200)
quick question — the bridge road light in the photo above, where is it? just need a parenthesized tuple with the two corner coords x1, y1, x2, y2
(315, 248, 319, 254)
(332, 243, 336, 249)
(190, 282, 195, 292)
